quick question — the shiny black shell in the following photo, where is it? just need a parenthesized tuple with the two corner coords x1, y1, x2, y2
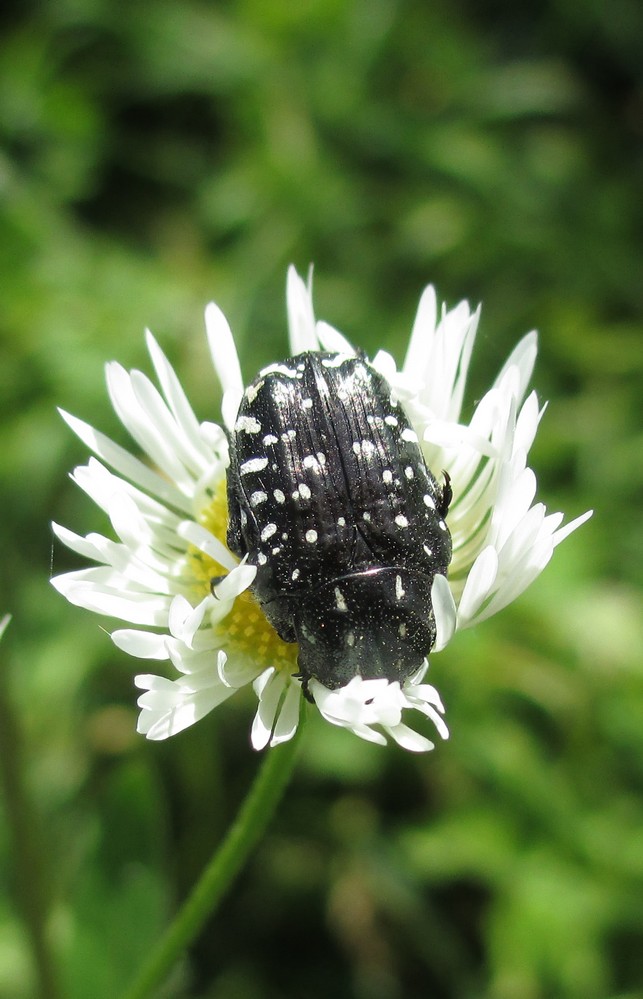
(225, 351, 452, 692)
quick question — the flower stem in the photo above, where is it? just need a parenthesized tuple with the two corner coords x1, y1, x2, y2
(120, 714, 305, 999)
(0, 616, 62, 999)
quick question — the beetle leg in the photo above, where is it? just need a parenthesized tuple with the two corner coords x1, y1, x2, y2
(438, 470, 452, 519)
(291, 671, 314, 702)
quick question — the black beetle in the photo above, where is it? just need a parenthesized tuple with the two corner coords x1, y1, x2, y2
(224, 351, 452, 695)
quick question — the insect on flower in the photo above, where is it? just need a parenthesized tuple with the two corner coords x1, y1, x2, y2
(226, 352, 453, 698)
(51, 267, 592, 751)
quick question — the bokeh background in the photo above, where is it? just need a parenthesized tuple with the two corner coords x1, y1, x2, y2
(1, 1, 642, 997)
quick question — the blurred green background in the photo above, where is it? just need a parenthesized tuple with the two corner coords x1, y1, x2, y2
(0, 1, 641, 997)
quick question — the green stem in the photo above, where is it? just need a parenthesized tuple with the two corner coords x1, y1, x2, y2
(0, 616, 62, 999)
(121, 711, 305, 999)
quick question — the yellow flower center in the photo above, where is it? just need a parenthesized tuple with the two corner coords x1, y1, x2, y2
(187, 480, 298, 675)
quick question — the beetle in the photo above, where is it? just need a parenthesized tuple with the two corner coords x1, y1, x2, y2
(224, 350, 452, 696)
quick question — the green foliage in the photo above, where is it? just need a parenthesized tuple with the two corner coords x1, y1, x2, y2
(0, 0, 641, 996)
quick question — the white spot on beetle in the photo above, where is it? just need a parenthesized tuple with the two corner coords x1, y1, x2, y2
(405, 466, 414, 479)
(346, 631, 355, 647)
(281, 429, 297, 442)
(281, 532, 288, 540)
(401, 428, 418, 443)
(260, 523, 277, 542)
(240, 510, 247, 527)
(261, 362, 299, 378)
(302, 398, 313, 409)
(395, 514, 409, 528)
(301, 623, 317, 644)
(334, 587, 348, 612)
(322, 354, 353, 368)
(423, 544, 433, 557)
(395, 575, 405, 601)
(305, 529, 318, 544)
(362, 512, 371, 522)
(337, 516, 346, 527)
(398, 623, 407, 638)
(240, 456, 268, 474)
(272, 546, 281, 555)
(250, 490, 268, 507)
(423, 494, 436, 509)
(317, 452, 326, 465)
(263, 433, 278, 446)
(291, 568, 300, 581)
(298, 483, 311, 499)
(244, 380, 264, 403)
(235, 415, 261, 434)
(257, 552, 267, 565)
(273, 489, 286, 504)
(385, 415, 398, 427)
(382, 469, 393, 484)
(353, 440, 375, 457)
(303, 455, 317, 469)
(367, 414, 384, 428)
(439, 520, 447, 531)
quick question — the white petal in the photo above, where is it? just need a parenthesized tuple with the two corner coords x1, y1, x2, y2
(137, 679, 236, 740)
(384, 722, 435, 753)
(405, 686, 450, 741)
(404, 284, 437, 376)
(205, 302, 244, 431)
(59, 410, 192, 514)
(108, 489, 157, 553)
(422, 418, 496, 456)
(251, 669, 286, 750)
(177, 520, 237, 571)
(492, 466, 537, 551)
(105, 363, 198, 493)
(494, 331, 538, 404)
(315, 320, 355, 355)
(52, 522, 110, 563)
(70, 459, 187, 548)
(112, 629, 170, 659)
(218, 651, 261, 689)
(165, 640, 221, 676)
(432, 574, 457, 652)
(343, 723, 388, 746)
(514, 391, 544, 456)
(370, 349, 398, 384)
(457, 546, 499, 626)
(168, 594, 210, 646)
(129, 368, 211, 476)
(145, 330, 212, 462)
(269, 680, 302, 746)
(212, 560, 257, 602)
(50, 571, 172, 625)
(552, 509, 593, 546)
(287, 265, 318, 354)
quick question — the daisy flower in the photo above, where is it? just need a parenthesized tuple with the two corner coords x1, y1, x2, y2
(51, 268, 591, 752)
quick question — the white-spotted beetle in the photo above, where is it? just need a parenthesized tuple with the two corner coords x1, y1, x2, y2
(225, 351, 452, 696)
